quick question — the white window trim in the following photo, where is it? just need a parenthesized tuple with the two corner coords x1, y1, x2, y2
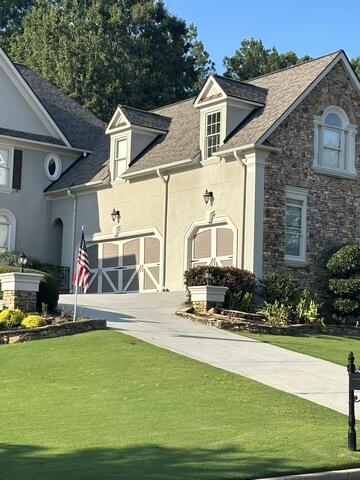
(200, 104, 226, 162)
(284, 186, 308, 265)
(110, 134, 130, 183)
(0, 144, 14, 193)
(0, 208, 16, 251)
(313, 105, 357, 178)
(44, 153, 62, 181)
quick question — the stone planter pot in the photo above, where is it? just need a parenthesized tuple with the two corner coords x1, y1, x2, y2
(188, 285, 228, 314)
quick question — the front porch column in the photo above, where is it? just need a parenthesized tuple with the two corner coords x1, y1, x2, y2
(243, 151, 268, 278)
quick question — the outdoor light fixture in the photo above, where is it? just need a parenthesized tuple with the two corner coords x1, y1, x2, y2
(111, 208, 120, 223)
(18, 252, 28, 273)
(203, 189, 214, 205)
(204, 268, 211, 286)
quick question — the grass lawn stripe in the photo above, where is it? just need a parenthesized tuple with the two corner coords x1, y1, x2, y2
(0, 330, 359, 479)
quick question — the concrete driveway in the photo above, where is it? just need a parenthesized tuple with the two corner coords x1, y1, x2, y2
(60, 291, 352, 415)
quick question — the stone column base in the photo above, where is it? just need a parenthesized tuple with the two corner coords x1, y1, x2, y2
(2, 290, 37, 313)
(192, 300, 222, 314)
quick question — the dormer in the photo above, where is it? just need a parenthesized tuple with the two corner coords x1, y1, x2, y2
(106, 105, 170, 181)
(194, 75, 267, 161)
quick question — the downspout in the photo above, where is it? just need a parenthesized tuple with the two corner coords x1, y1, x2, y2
(67, 188, 78, 293)
(157, 169, 169, 291)
(234, 151, 247, 269)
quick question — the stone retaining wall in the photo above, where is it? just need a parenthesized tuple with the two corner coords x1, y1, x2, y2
(0, 319, 107, 344)
(177, 309, 360, 336)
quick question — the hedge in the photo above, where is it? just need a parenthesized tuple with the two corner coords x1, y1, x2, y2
(326, 244, 360, 278)
(184, 266, 256, 298)
(333, 298, 360, 315)
(328, 278, 360, 298)
(0, 266, 59, 311)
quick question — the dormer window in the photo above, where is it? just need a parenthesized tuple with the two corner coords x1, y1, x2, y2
(114, 138, 128, 179)
(313, 106, 357, 177)
(206, 111, 221, 158)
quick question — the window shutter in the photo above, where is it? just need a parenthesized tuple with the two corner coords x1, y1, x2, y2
(12, 150, 22, 190)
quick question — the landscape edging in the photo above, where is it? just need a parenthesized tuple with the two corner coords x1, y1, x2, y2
(0, 319, 107, 344)
(255, 466, 360, 479)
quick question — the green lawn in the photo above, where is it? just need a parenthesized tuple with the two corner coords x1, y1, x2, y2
(242, 332, 360, 366)
(0, 331, 360, 479)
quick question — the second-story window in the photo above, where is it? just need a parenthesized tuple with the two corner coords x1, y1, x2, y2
(0, 147, 11, 188)
(114, 138, 127, 179)
(206, 111, 221, 158)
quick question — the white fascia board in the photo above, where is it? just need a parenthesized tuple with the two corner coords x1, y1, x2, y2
(0, 133, 91, 154)
(194, 75, 227, 108)
(45, 177, 110, 198)
(0, 49, 71, 147)
(121, 158, 194, 179)
(256, 51, 353, 146)
(105, 106, 131, 134)
(215, 143, 282, 158)
(226, 96, 264, 108)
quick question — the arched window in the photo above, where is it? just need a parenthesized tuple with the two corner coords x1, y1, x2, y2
(314, 106, 357, 176)
(0, 209, 16, 253)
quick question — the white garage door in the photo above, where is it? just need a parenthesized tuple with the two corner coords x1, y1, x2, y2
(87, 235, 161, 293)
(191, 226, 234, 267)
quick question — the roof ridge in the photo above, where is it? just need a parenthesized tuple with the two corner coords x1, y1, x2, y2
(120, 104, 170, 119)
(213, 73, 268, 92)
(152, 96, 196, 112)
(244, 50, 342, 83)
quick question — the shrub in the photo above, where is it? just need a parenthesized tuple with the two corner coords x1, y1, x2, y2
(184, 266, 256, 298)
(333, 298, 360, 315)
(21, 315, 46, 329)
(0, 250, 58, 276)
(259, 272, 298, 307)
(328, 278, 360, 298)
(225, 291, 254, 312)
(260, 301, 289, 327)
(326, 244, 360, 278)
(0, 265, 59, 311)
(0, 308, 25, 329)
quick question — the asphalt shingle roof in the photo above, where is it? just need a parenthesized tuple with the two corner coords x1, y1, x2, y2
(46, 51, 342, 192)
(213, 74, 267, 105)
(220, 51, 340, 151)
(44, 134, 110, 192)
(15, 63, 105, 151)
(0, 127, 65, 146)
(120, 105, 171, 131)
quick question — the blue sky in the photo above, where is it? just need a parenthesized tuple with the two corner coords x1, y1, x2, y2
(165, 0, 359, 73)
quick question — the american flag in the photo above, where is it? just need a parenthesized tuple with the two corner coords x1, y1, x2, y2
(73, 230, 91, 293)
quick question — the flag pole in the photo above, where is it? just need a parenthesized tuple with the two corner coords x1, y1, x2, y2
(73, 225, 84, 322)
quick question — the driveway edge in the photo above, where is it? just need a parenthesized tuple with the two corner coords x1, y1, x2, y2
(255, 467, 360, 479)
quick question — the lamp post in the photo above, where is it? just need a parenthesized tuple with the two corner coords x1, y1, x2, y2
(18, 252, 28, 273)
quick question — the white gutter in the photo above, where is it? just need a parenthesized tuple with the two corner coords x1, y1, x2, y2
(0, 133, 93, 154)
(46, 177, 109, 197)
(215, 143, 282, 157)
(122, 158, 194, 179)
(67, 189, 78, 292)
(156, 168, 169, 291)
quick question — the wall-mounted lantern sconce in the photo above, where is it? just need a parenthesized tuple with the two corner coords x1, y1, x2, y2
(203, 189, 214, 206)
(111, 208, 120, 223)
(18, 252, 28, 273)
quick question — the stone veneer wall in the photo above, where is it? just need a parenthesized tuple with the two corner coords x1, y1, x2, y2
(2, 290, 37, 312)
(262, 61, 360, 291)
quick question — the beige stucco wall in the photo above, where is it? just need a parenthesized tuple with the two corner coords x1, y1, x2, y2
(0, 139, 77, 263)
(51, 157, 245, 291)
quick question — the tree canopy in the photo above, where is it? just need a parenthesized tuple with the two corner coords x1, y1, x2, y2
(0, 0, 33, 49)
(9, 0, 214, 120)
(223, 38, 311, 81)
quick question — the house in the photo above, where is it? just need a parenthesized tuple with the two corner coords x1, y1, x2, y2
(0, 48, 359, 293)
